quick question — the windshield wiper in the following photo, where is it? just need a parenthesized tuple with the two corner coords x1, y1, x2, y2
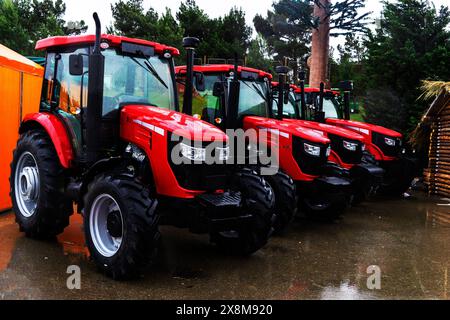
(143, 60, 168, 89)
(242, 81, 268, 103)
(129, 56, 168, 89)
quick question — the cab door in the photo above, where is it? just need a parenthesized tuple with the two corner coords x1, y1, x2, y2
(40, 47, 89, 160)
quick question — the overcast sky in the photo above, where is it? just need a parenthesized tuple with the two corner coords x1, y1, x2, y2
(64, 0, 448, 50)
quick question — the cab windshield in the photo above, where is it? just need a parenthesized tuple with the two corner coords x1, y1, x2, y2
(272, 91, 298, 119)
(322, 96, 340, 119)
(181, 74, 270, 125)
(238, 80, 270, 118)
(102, 48, 176, 117)
(300, 93, 342, 120)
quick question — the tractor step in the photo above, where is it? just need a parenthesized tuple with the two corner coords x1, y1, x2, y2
(196, 192, 241, 208)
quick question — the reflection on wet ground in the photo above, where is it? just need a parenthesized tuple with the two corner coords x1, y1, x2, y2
(0, 192, 448, 300)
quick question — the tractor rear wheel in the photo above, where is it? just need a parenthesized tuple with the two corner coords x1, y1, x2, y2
(10, 130, 72, 239)
(83, 174, 160, 280)
(211, 169, 275, 256)
(265, 171, 297, 235)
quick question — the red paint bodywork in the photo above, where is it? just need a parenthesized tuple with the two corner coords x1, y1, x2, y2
(244, 117, 330, 182)
(35, 34, 180, 56)
(283, 119, 365, 169)
(20, 113, 74, 168)
(326, 118, 401, 161)
(294, 85, 404, 162)
(120, 105, 228, 198)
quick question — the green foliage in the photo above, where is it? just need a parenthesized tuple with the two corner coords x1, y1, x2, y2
(363, 0, 450, 134)
(246, 35, 275, 73)
(254, 0, 370, 65)
(0, 0, 86, 55)
(110, 0, 252, 62)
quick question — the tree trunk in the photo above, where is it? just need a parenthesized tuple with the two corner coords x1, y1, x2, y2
(309, 0, 331, 88)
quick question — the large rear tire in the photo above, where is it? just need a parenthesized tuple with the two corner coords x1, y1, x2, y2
(10, 130, 72, 239)
(211, 169, 275, 256)
(83, 174, 160, 280)
(265, 172, 297, 235)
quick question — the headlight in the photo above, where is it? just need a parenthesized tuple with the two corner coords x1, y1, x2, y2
(180, 143, 206, 162)
(304, 143, 321, 157)
(343, 140, 358, 152)
(217, 147, 230, 161)
(384, 137, 396, 147)
(362, 144, 366, 151)
(326, 146, 331, 157)
(179, 143, 229, 162)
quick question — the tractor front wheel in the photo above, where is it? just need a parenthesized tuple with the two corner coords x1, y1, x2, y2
(10, 130, 72, 239)
(265, 171, 298, 235)
(211, 169, 275, 256)
(83, 174, 160, 280)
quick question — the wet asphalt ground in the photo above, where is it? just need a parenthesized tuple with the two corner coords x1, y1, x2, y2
(0, 191, 449, 300)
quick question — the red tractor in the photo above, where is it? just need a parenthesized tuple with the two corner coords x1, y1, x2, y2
(9, 14, 276, 280)
(271, 75, 385, 203)
(294, 81, 417, 196)
(176, 54, 352, 225)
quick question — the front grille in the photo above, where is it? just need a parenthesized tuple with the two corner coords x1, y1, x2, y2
(328, 134, 364, 165)
(167, 134, 229, 191)
(372, 132, 402, 158)
(292, 137, 329, 176)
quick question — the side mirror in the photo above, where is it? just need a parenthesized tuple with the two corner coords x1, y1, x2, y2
(213, 81, 224, 97)
(69, 54, 84, 76)
(194, 72, 206, 91)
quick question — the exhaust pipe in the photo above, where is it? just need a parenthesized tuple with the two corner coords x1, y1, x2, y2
(340, 81, 354, 121)
(275, 66, 290, 121)
(226, 53, 241, 129)
(314, 82, 326, 123)
(299, 70, 306, 120)
(86, 12, 105, 164)
(182, 37, 200, 116)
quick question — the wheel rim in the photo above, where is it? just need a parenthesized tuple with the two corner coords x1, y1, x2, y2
(89, 194, 124, 258)
(14, 152, 40, 218)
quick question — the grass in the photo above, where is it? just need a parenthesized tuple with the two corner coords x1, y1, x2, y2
(350, 104, 366, 122)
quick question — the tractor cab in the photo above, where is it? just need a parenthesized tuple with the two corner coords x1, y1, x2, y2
(35, 33, 179, 164)
(176, 64, 273, 130)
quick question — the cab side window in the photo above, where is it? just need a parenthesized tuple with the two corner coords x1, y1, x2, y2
(41, 48, 89, 157)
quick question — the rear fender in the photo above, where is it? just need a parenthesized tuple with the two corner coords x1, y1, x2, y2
(19, 113, 74, 168)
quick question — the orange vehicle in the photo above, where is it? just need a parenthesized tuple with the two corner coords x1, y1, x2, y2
(0, 44, 43, 212)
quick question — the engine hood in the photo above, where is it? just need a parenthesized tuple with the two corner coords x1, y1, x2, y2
(244, 116, 330, 145)
(326, 118, 403, 139)
(283, 119, 365, 142)
(121, 105, 228, 142)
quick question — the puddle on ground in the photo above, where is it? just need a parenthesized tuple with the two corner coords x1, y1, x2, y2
(56, 214, 89, 258)
(0, 214, 21, 272)
(0, 191, 449, 299)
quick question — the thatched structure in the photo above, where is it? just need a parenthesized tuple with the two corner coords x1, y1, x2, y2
(412, 81, 450, 197)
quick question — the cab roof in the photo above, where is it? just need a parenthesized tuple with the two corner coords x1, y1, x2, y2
(176, 64, 273, 80)
(271, 82, 339, 96)
(296, 86, 340, 96)
(35, 34, 180, 56)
